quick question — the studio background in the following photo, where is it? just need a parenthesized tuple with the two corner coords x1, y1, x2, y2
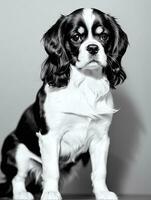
(0, 0, 150, 196)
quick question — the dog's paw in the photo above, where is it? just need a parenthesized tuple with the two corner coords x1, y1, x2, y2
(41, 191, 62, 200)
(13, 191, 34, 200)
(95, 191, 118, 200)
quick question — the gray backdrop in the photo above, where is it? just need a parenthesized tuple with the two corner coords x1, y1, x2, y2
(0, 0, 150, 196)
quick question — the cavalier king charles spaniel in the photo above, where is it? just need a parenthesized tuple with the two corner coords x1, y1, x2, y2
(0, 8, 128, 200)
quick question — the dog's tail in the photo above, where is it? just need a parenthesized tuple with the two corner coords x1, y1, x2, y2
(0, 180, 13, 198)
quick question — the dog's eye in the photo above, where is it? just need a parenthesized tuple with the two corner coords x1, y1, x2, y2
(100, 33, 109, 42)
(71, 34, 81, 42)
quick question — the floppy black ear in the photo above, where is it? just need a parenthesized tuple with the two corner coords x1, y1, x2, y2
(41, 15, 70, 87)
(104, 14, 129, 88)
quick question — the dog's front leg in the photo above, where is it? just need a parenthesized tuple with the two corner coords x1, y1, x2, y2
(37, 132, 62, 200)
(89, 134, 118, 200)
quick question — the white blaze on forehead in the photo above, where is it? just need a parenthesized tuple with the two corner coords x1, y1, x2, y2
(82, 8, 95, 31)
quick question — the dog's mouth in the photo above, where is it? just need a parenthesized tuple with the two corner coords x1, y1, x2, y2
(76, 57, 105, 71)
(83, 59, 102, 70)
(88, 59, 100, 64)
(88, 59, 98, 64)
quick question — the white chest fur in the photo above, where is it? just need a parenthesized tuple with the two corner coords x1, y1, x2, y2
(43, 66, 116, 163)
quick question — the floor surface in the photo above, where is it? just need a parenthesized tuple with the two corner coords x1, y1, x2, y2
(0, 195, 151, 200)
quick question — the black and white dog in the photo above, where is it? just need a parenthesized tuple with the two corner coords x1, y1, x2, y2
(0, 8, 128, 200)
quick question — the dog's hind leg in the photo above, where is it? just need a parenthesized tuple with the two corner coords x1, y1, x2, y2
(12, 144, 34, 200)
(12, 143, 42, 200)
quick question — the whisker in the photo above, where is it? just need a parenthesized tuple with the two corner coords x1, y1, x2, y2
(107, 55, 121, 69)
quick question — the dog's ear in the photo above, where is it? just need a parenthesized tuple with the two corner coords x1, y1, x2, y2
(104, 14, 129, 88)
(41, 15, 70, 87)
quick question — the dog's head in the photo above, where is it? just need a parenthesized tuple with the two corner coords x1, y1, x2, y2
(41, 8, 128, 88)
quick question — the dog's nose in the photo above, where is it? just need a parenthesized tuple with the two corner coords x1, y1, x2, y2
(87, 44, 99, 55)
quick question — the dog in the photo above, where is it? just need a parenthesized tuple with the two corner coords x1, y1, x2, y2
(0, 8, 128, 200)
